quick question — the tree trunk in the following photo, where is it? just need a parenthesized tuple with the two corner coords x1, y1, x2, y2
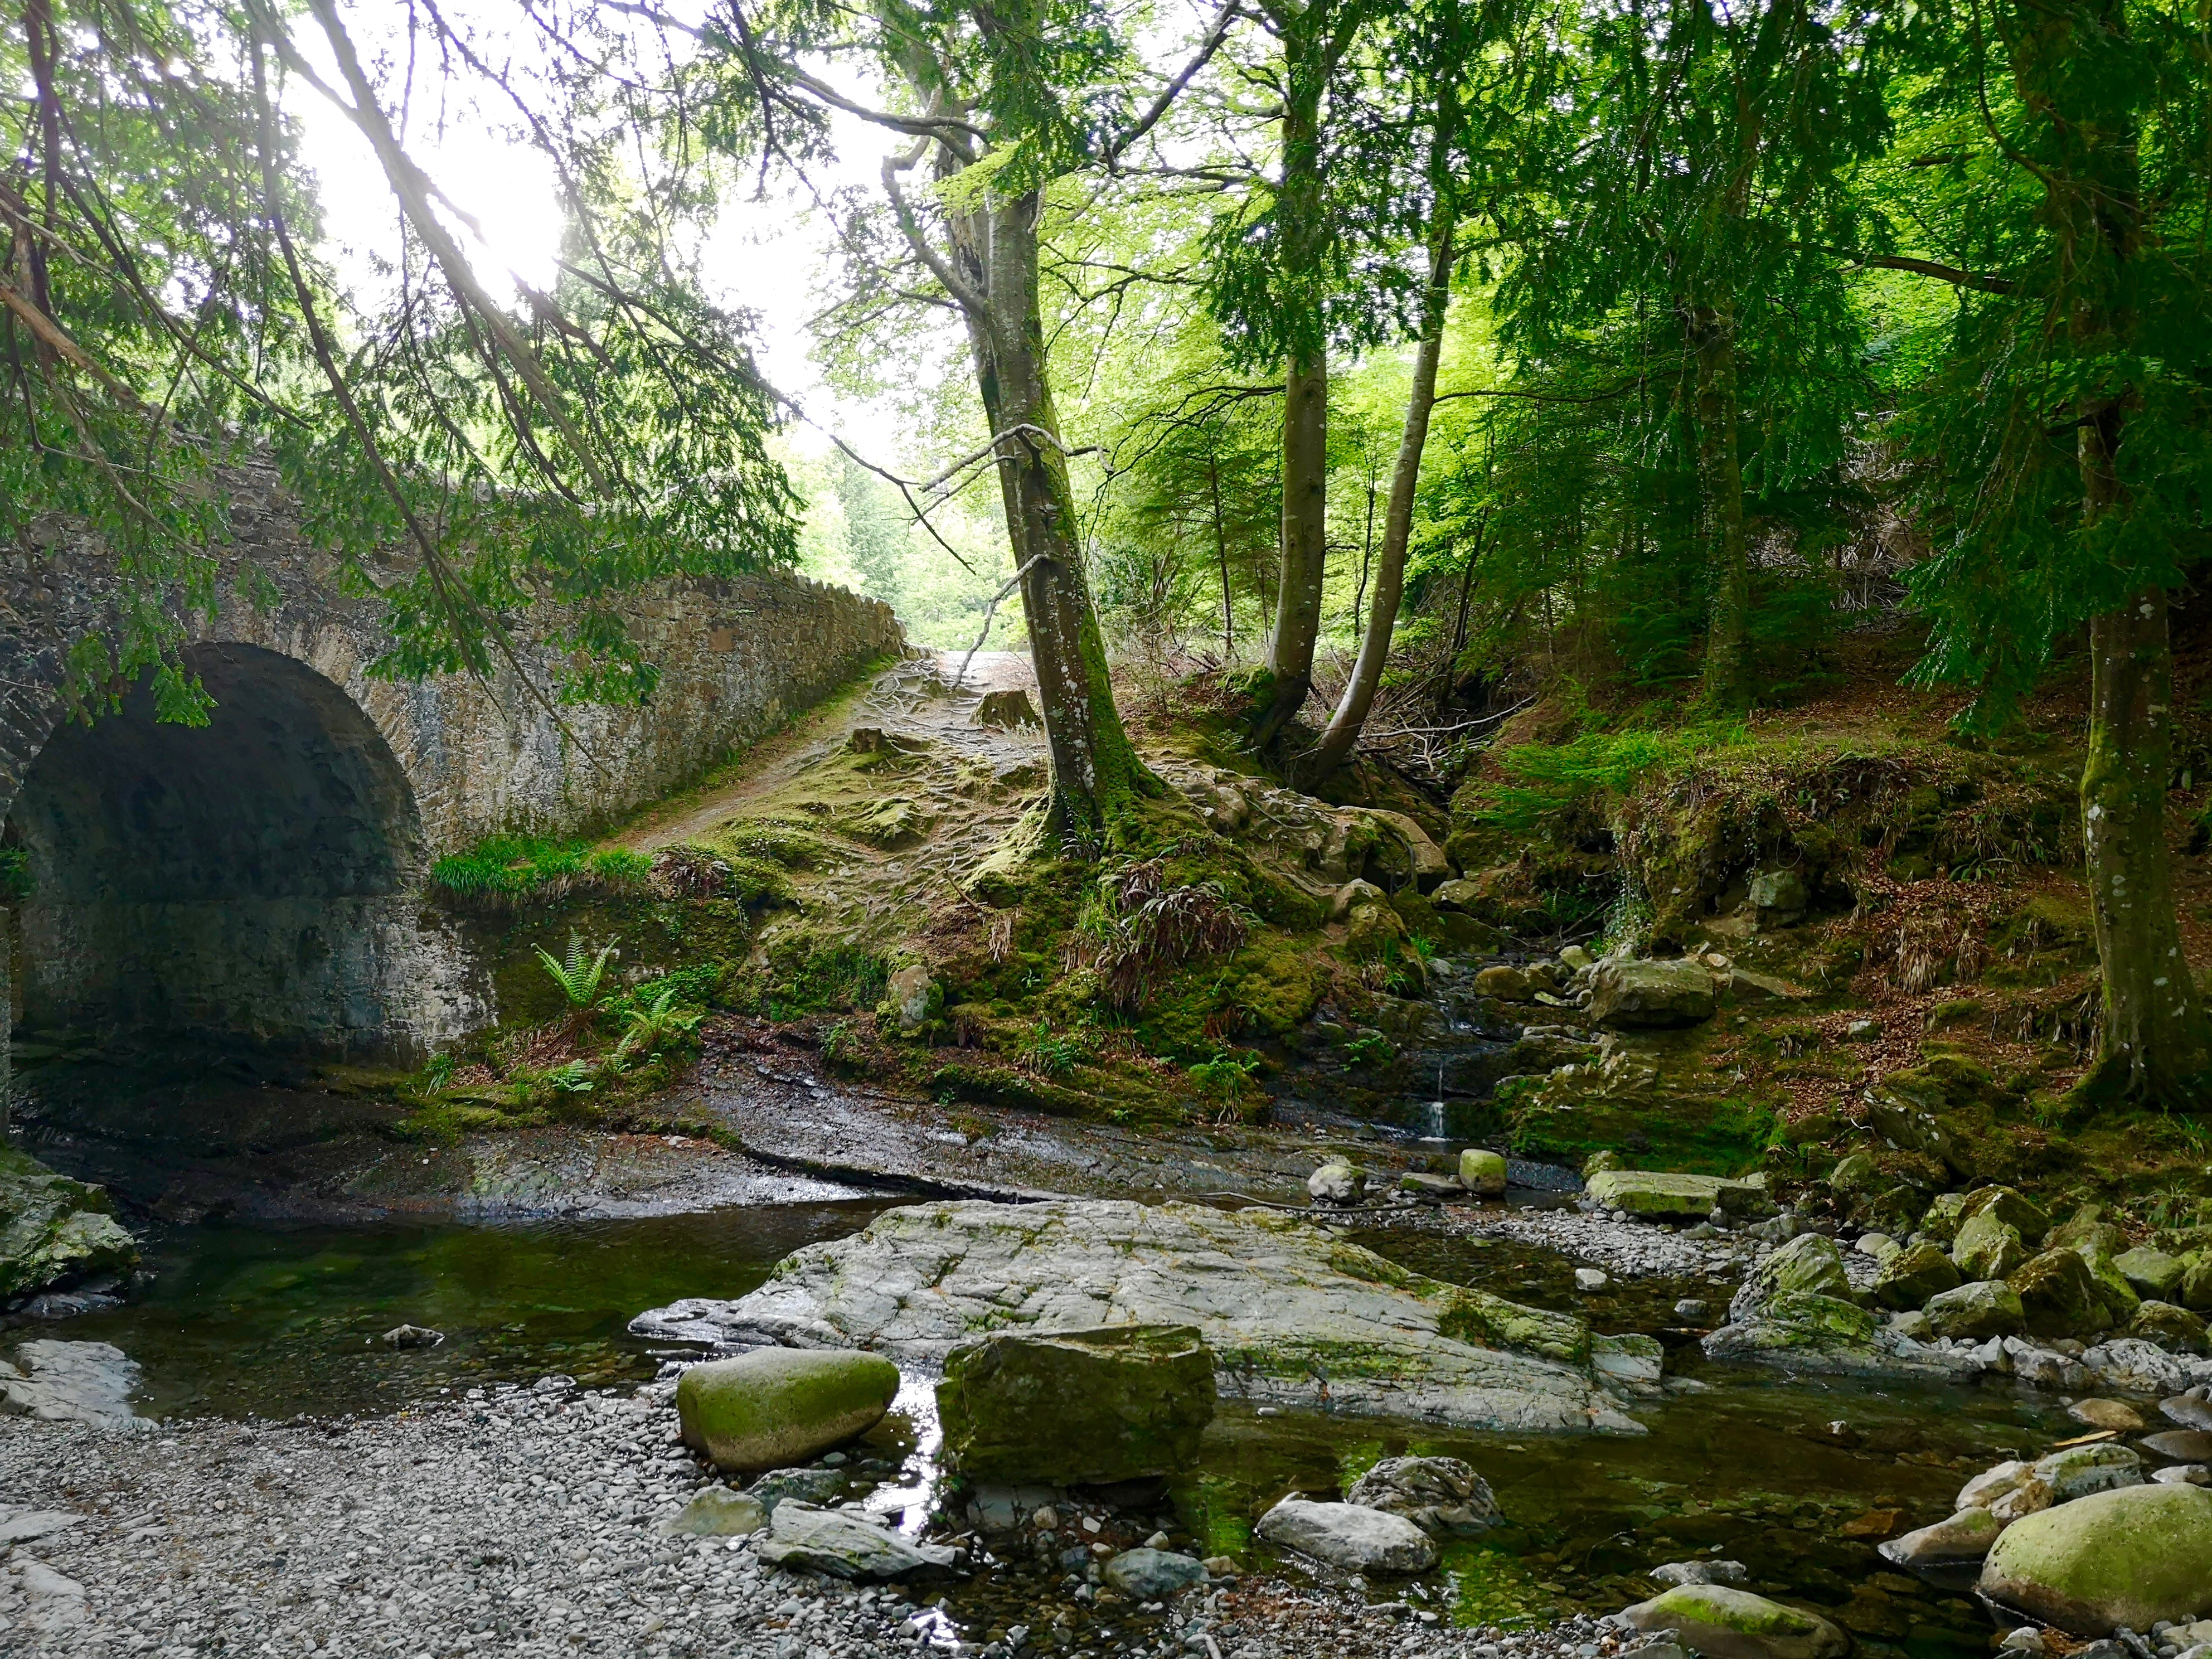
(1253, 21, 1331, 750)
(1207, 447, 1233, 655)
(2002, 0, 2212, 1105)
(957, 192, 1153, 855)
(1689, 302, 1750, 710)
(2082, 581, 2211, 1104)
(1304, 201, 1457, 781)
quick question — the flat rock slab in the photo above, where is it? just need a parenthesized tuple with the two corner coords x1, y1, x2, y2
(633, 1199, 1644, 1434)
(0, 1341, 148, 1430)
(1586, 1170, 1763, 1221)
(754, 1502, 961, 1582)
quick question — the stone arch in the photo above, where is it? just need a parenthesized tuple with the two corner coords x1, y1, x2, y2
(2, 641, 471, 1056)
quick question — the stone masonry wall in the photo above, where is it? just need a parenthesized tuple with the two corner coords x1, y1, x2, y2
(0, 459, 901, 1062)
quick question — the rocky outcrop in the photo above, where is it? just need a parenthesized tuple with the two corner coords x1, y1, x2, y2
(936, 1325, 1215, 1484)
(0, 1149, 138, 1303)
(633, 1199, 1645, 1434)
(1705, 1233, 1983, 1382)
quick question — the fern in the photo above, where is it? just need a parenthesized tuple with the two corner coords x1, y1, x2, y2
(611, 983, 705, 1067)
(536, 932, 619, 1011)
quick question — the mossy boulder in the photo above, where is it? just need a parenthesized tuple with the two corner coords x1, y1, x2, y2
(2078, 1250, 2143, 1322)
(1762, 1292, 1878, 1345)
(1588, 958, 1716, 1029)
(2115, 1246, 2186, 1301)
(1587, 1170, 1767, 1223)
(0, 1148, 138, 1300)
(1459, 1149, 1507, 1196)
(937, 1324, 1216, 1485)
(2182, 1256, 2212, 1313)
(1979, 1483, 2212, 1634)
(1959, 1185, 2050, 1244)
(2009, 1249, 2114, 1340)
(1616, 1585, 1850, 1659)
(1924, 1279, 2025, 1341)
(1953, 1211, 2030, 1281)
(1921, 1191, 1971, 1244)
(2128, 1300, 2210, 1354)
(1728, 1233, 1851, 1324)
(1875, 1241, 1961, 1311)
(676, 1350, 901, 1474)
(1345, 900, 1409, 962)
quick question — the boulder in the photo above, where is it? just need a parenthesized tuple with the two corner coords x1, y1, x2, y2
(884, 964, 939, 1032)
(2181, 1256, 2212, 1313)
(1650, 1560, 1748, 1588)
(2010, 1249, 2115, 1340)
(746, 1467, 848, 1514)
(1431, 877, 1482, 915)
(0, 1149, 138, 1301)
(1101, 1549, 1209, 1598)
(1614, 1585, 1850, 1659)
(2048, 1206, 2126, 1256)
(1922, 1192, 1971, 1244)
(1728, 1233, 1851, 1325)
(1590, 1170, 1769, 1224)
(1952, 1211, 2030, 1282)
(2172, 1389, 2212, 1432)
(1875, 1242, 1961, 1310)
(1961, 1186, 2051, 1245)
(1925, 1280, 2025, 1341)
(1459, 1149, 1508, 1196)
(1307, 1162, 1366, 1206)
(1588, 959, 1716, 1029)
(632, 1198, 1639, 1434)
(1761, 1292, 1878, 1345)
(2143, 1430, 2212, 1463)
(1254, 1497, 1438, 1573)
(657, 1487, 766, 1538)
(1749, 869, 1810, 923)
(1828, 1152, 1878, 1199)
(754, 1502, 962, 1582)
(2116, 1247, 2186, 1301)
(1330, 880, 1389, 923)
(1475, 965, 1533, 1002)
(936, 1325, 1216, 1485)
(1345, 901, 1409, 962)
(1343, 1456, 1499, 1536)
(1399, 1172, 1462, 1202)
(1878, 1507, 2005, 1567)
(2079, 1251, 2144, 1321)
(2129, 1301, 2210, 1355)
(1979, 1484, 2212, 1634)
(0, 1340, 148, 1429)
(2033, 1443, 2142, 1504)
(676, 1350, 900, 1474)
(2067, 1399, 2145, 1432)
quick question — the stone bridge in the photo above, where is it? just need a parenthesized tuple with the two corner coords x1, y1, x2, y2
(0, 461, 901, 1063)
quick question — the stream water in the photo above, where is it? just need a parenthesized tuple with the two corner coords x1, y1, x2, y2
(8, 1200, 2076, 1658)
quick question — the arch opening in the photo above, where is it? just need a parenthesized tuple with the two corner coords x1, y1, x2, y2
(3, 643, 444, 1056)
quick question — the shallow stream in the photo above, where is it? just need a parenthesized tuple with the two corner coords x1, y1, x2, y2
(8, 1200, 2079, 1659)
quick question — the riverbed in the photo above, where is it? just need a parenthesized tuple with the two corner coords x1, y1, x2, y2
(0, 1197, 2082, 1658)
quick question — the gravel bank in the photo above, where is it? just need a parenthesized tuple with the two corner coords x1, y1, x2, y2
(0, 1385, 1636, 1659)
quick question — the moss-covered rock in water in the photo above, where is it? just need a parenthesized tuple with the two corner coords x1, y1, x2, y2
(1924, 1280, 2025, 1341)
(1587, 958, 1716, 1029)
(937, 1324, 1215, 1485)
(2009, 1249, 2114, 1340)
(1760, 1292, 1877, 1345)
(1875, 1242, 1961, 1311)
(1979, 1483, 2212, 1634)
(0, 1148, 138, 1301)
(1952, 1211, 2030, 1281)
(676, 1350, 900, 1474)
(1617, 1585, 1850, 1659)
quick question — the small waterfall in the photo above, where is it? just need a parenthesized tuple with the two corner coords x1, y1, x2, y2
(1423, 1063, 1448, 1139)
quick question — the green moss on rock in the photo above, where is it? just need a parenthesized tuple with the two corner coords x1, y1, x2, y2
(937, 1324, 1216, 1485)
(676, 1350, 900, 1474)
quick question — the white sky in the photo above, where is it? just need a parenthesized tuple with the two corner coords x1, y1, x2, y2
(285, 3, 908, 461)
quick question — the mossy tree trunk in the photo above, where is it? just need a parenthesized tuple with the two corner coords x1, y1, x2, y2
(1252, 6, 1336, 751)
(2005, 0, 2212, 1106)
(950, 190, 1153, 855)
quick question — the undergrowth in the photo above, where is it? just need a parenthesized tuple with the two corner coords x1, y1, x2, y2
(432, 835, 652, 901)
